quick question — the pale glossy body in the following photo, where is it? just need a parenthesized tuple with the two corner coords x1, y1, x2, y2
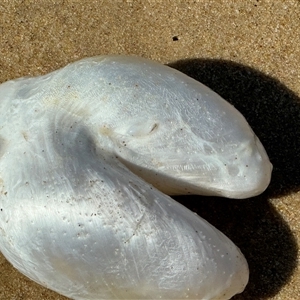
(0, 56, 271, 299)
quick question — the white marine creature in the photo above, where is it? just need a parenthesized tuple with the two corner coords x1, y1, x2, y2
(0, 56, 272, 299)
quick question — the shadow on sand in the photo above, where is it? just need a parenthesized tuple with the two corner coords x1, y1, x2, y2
(169, 59, 299, 299)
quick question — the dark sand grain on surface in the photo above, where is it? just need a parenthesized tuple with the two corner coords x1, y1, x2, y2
(0, 1, 299, 299)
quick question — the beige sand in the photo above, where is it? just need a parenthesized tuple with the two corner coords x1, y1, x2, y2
(0, 1, 299, 299)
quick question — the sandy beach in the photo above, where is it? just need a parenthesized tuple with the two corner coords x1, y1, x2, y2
(0, 1, 299, 299)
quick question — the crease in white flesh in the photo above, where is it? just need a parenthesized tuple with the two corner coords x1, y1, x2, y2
(0, 55, 272, 299)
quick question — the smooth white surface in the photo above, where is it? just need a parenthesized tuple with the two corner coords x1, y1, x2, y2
(0, 55, 271, 299)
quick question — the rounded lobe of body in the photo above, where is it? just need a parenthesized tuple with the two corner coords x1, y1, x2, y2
(0, 55, 269, 299)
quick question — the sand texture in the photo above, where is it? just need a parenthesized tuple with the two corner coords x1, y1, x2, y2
(0, 1, 300, 299)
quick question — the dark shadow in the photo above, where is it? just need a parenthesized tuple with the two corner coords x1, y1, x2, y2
(168, 59, 299, 299)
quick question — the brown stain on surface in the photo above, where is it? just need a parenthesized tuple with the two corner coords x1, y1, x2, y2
(21, 131, 28, 141)
(0, 177, 7, 196)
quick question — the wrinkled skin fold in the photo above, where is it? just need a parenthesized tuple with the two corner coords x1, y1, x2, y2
(0, 56, 272, 299)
